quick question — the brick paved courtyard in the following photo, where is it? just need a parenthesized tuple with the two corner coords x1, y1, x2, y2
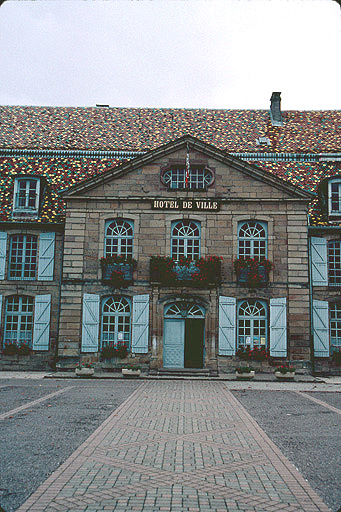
(16, 381, 330, 512)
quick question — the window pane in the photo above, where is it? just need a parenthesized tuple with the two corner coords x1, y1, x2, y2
(171, 221, 200, 260)
(4, 296, 34, 347)
(9, 235, 37, 280)
(105, 220, 133, 257)
(238, 222, 267, 260)
(330, 302, 341, 351)
(328, 241, 341, 286)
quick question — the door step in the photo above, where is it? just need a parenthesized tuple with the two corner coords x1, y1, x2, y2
(156, 368, 212, 377)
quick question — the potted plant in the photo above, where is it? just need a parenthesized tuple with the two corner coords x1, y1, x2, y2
(121, 364, 141, 377)
(2, 342, 19, 356)
(235, 366, 255, 380)
(75, 363, 95, 377)
(274, 365, 296, 379)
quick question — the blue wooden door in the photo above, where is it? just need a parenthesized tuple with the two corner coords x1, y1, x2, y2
(163, 319, 185, 368)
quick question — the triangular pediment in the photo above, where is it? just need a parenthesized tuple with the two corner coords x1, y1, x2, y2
(62, 135, 314, 200)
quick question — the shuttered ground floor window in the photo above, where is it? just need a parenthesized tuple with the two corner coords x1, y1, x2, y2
(1, 294, 51, 351)
(237, 300, 267, 349)
(101, 297, 131, 349)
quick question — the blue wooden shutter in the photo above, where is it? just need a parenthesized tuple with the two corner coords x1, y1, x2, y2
(313, 300, 329, 357)
(0, 295, 2, 327)
(38, 232, 55, 281)
(33, 295, 51, 351)
(0, 232, 7, 280)
(81, 294, 100, 352)
(270, 297, 287, 357)
(132, 294, 149, 354)
(218, 296, 236, 355)
(311, 237, 328, 286)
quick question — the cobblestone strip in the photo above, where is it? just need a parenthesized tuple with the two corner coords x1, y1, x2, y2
(0, 386, 75, 420)
(16, 381, 330, 512)
(293, 390, 341, 415)
(222, 385, 330, 512)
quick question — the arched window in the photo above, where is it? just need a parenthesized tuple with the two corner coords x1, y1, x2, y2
(238, 221, 267, 260)
(164, 302, 205, 318)
(237, 300, 267, 349)
(101, 296, 131, 348)
(171, 220, 200, 260)
(105, 220, 134, 258)
(330, 302, 341, 353)
(162, 167, 213, 190)
(3, 296, 34, 347)
(9, 234, 38, 280)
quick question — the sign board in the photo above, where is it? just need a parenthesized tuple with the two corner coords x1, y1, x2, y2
(151, 199, 220, 212)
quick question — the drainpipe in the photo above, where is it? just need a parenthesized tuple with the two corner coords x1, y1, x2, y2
(308, 235, 315, 374)
(55, 231, 65, 362)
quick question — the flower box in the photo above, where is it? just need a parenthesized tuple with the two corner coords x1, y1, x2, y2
(235, 370, 255, 380)
(234, 258, 272, 288)
(150, 256, 222, 287)
(75, 367, 95, 377)
(100, 256, 137, 288)
(274, 371, 295, 380)
(122, 368, 141, 377)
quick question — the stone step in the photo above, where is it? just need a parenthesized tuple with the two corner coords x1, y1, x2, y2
(156, 368, 211, 377)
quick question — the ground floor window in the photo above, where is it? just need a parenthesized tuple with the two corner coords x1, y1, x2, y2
(3, 296, 34, 347)
(101, 296, 131, 349)
(237, 299, 267, 349)
(330, 302, 341, 353)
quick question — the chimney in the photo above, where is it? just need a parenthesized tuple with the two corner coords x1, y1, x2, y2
(270, 92, 283, 126)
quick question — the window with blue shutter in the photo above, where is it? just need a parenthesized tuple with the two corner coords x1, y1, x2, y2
(270, 297, 287, 357)
(311, 237, 328, 286)
(38, 232, 55, 281)
(131, 294, 149, 354)
(238, 300, 267, 350)
(33, 295, 51, 351)
(81, 294, 100, 353)
(313, 300, 329, 358)
(218, 296, 236, 356)
(0, 232, 7, 280)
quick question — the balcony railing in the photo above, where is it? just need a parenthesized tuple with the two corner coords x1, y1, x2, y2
(100, 256, 137, 288)
(234, 257, 272, 288)
(150, 256, 222, 287)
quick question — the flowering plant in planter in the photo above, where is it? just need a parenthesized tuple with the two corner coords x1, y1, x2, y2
(236, 366, 254, 374)
(274, 365, 295, 374)
(234, 257, 273, 288)
(150, 255, 222, 287)
(236, 346, 268, 361)
(100, 255, 137, 287)
(100, 341, 128, 360)
(2, 341, 32, 356)
(75, 362, 94, 369)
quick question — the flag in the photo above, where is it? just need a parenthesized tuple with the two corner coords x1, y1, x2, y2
(185, 143, 190, 188)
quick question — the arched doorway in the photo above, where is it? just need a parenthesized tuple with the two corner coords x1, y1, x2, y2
(163, 301, 205, 369)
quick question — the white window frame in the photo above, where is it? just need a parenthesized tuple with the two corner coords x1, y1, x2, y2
(330, 302, 341, 353)
(171, 220, 201, 261)
(104, 219, 134, 258)
(13, 177, 40, 214)
(162, 167, 213, 190)
(238, 221, 268, 260)
(328, 178, 341, 216)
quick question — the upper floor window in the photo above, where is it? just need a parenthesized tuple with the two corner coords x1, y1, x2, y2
(238, 221, 267, 260)
(9, 234, 38, 280)
(13, 178, 40, 214)
(328, 240, 341, 286)
(3, 295, 34, 347)
(105, 220, 134, 258)
(171, 220, 200, 260)
(328, 179, 341, 216)
(162, 167, 213, 190)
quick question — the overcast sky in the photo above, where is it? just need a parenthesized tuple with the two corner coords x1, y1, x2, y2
(0, 0, 340, 110)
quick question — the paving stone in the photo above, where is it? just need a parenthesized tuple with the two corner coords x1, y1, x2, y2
(15, 381, 330, 512)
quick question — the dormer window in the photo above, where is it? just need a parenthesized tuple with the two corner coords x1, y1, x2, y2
(13, 178, 40, 215)
(161, 167, 213, 190)
(328, 178, 341, 216)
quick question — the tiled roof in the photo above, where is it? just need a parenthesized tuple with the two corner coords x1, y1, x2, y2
(0, 157, 124, 223)
(0, 156, 339, 225)
(0, 106, 340, 153)
(249, 160, 341, 225)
